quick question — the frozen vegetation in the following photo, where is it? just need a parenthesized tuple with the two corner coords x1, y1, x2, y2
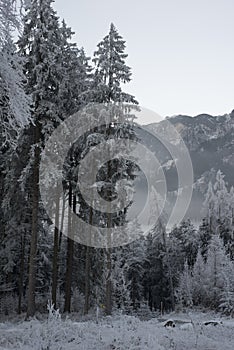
(0, 309, 233, 350)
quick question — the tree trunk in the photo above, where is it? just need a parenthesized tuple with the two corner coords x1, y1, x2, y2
(18, 230, 26, 314)
(105, 210, 112, 315)
(52, 187, 60, 308)
(105, 126, 113, 316)
(84, 245, 91, 314)
(26, 124, 40, 318)
(84, 201, 93, 314)
(64, 185, 75, 313)
(58, 193, 66, 252)
(105, 247, 112, 315)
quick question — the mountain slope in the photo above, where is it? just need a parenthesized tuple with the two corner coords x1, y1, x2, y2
(143, 110, 234, 222)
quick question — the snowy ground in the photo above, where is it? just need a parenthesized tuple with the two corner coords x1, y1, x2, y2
(0, 311, 233, 350)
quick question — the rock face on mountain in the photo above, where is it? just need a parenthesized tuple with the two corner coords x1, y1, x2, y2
(142, 110, 234, 222)
(162, 111, 233, 186)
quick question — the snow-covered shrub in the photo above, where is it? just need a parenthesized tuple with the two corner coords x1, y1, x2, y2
(55, 289, 65, 313)
(47, 300, 61, 322)
(71, 288, 85, 313)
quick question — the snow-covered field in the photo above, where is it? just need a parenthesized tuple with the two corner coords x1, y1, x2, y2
(0, 311, 233, 350)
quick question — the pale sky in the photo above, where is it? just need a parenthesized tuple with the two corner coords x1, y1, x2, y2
(53, 0, 234, 123)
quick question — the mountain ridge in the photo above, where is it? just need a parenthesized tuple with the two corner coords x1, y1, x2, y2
(143, 110, 234, 221)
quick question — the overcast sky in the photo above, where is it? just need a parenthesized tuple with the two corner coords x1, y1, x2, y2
(53, 0, 234, 123)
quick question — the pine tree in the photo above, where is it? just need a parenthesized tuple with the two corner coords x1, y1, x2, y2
(191, 249, 206, 305)
(170, 220, 199, 266)
(176, 235, 234, 314)
(198, 218, 212, 256)
(91, 23, 138, 315)
(201, 171, 234, 257)
(126, 237, 146, 310)
(93, 23, 137, 105)
(177, 260, 193, 307)
(219, 259, 234, 316)
(227, 186, 234, 259)
(144, 230, 173, 312)
(17, 0, 86, 317)
(204, 235, 229, 308)
(213, 170, 229, 222)
(0, 0, 31, 146)
(58, 21, 92, 116)
(202, 181, 216, 234)
(51, 23, 92, 314)
(0, 0, 31, 312)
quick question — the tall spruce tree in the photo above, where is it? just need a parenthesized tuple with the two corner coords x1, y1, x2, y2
(0, 0, 31, 312)
(93, 23, 137, 105)
(92, 23, 138, 315)
(17, 0, 90, 317)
